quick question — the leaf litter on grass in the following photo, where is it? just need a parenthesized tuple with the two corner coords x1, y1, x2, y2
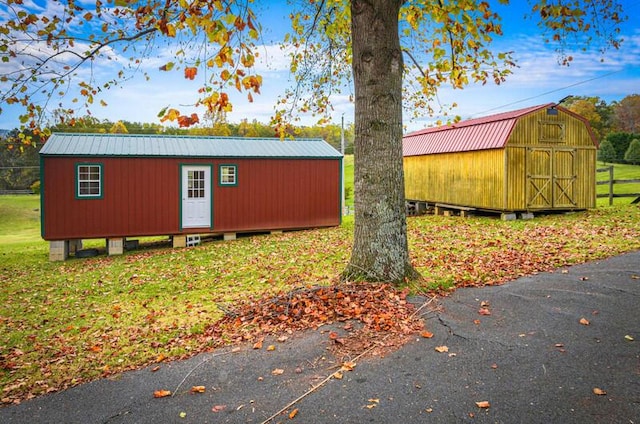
(197, 283, 426, 360)
(1, 207, 640, 405)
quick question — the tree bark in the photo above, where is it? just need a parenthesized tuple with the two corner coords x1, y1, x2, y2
(342, 0, 421, 284)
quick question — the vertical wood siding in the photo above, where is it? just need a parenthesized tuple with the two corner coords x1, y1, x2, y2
(404, 149, 505, 209)
(212, 158, 341, 232)
(404, 108, 596, 211)
(505, 108, 596, 210)
(42, 157, 340, 240)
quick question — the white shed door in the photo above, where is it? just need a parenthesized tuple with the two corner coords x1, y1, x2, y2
(181, 166, 211, 228)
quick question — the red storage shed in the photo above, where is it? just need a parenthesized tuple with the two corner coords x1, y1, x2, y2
(40, 133, 343, 260)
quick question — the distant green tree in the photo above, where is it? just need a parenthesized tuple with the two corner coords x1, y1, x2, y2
(604, 132, 635, 163)
(624, 139, 640, 165)
(598, 139, 617, 164)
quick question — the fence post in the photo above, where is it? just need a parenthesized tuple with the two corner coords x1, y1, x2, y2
(608, 165, 614, 206)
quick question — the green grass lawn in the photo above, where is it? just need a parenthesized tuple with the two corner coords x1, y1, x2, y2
(596, 161, 640, 207)
(1, 175, 640, 405)
(343, 154, 354, 209)
(0, 195, 41, 245)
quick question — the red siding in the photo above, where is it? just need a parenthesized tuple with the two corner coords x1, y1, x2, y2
(42, 156, 341, 240)
(213, 159, 341, 231)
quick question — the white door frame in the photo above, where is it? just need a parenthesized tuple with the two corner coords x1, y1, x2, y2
(180, 165, 212, 229)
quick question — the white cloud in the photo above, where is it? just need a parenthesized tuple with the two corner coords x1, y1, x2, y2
(2, 2, 638, 132)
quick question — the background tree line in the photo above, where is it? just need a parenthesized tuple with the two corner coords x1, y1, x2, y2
(0, 118, 355, 191)
(562, 94, 640, 165)
(1, 93, 638, 191)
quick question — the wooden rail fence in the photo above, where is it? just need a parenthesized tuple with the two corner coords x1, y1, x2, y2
(596, 166, 640, 205)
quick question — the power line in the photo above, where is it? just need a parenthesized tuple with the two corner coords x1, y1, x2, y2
(471, 68, 625, 117)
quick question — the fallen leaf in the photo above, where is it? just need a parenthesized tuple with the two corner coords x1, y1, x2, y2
(480, 301, 490, 307)
(267, 344, 276, 351)
(478, 308, 491, 316)
(333, 371, 343, 380)
(426, 408, 433, 413)
(329, 331, 339, 340)
(341, 361, 357, 371)
(277, 335, 289, 342)
(212, 404, 227, 412)
(253, 338, 264, 349)
(368, 398, 380, 403)
(420, 330, 434, 338)
(156, 353, 166, 363)
(624, 335, 634, 341)
(579, 318, 590, 326)
(153, 390, 171, 398)
(151, 366, 161, 372)
(179, 412, 186, 418)
(475, 401, 490, 408)
(473, 319, 481, 325)
(593, 387, 607, 396)
(272, 368, 284, 375)
(435, 345, 449, 353)
(365, 404, 376, 409)
(289, 408, 298, 419)
(190, 386, 206, 394)
(490, 363, 498, 369)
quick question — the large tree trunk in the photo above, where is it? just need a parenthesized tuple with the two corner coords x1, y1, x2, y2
(343, 0, 421, 284)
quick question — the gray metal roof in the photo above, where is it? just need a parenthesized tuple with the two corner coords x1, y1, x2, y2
(40, 133, 343, 158)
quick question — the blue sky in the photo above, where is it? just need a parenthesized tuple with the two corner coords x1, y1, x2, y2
(0, 0, 639, 132)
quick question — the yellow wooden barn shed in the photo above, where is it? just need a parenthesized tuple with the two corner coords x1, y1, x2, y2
(403, 103, 598, 214)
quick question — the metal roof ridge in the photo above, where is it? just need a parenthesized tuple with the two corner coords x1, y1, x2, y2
(405, 103, 555, 137)
(49, 132, 327, 143)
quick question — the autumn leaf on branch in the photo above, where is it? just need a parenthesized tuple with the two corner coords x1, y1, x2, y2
(0, 0, 263, 132)
(184, 67, 198, 80)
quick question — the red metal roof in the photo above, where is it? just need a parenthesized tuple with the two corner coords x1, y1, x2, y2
(403, 103, 555, 156)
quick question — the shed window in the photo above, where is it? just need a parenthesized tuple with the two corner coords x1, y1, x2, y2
(538, 121, 565, 143)
(76, 164, 102, 198)
(219, 165, 237, 186)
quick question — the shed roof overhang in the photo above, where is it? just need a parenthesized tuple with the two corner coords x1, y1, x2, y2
(40, 133, 343, 159)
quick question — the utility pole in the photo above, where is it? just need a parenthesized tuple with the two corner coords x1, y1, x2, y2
(341, 114, 345, 216)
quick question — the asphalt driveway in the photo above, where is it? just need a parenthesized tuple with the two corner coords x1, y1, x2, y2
(2, 251, 638, 423)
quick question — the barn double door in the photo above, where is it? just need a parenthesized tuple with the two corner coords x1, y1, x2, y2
(526, 148, 577, 209)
